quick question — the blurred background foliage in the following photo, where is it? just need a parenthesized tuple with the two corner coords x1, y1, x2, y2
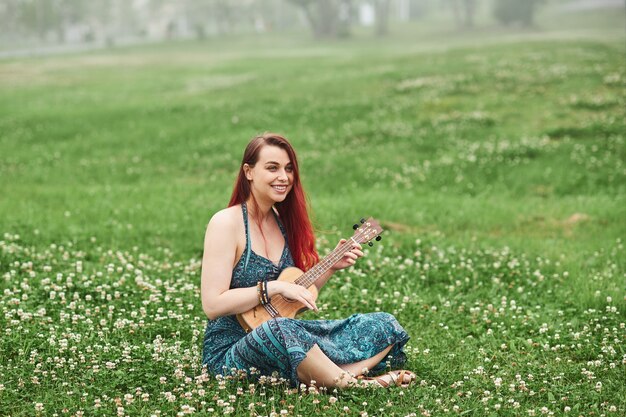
(0, 0, 608, 51)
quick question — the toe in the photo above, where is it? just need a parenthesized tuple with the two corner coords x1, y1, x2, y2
(399, 370, 416, 386)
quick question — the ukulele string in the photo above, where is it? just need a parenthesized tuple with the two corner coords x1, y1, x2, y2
(268, 240, 352, 311)
(268, 232, 367, 312)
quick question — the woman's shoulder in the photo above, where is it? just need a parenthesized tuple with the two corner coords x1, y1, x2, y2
(207, 205, 242, 231)
(209, 205, 242, 224)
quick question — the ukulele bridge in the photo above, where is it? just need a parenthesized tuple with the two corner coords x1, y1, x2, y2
(264, 302, 280, 318)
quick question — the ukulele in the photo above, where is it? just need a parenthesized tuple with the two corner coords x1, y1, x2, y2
(236, 218, 384, 332)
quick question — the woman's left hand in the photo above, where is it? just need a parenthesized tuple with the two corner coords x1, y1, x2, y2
(330, 239, 364, 272)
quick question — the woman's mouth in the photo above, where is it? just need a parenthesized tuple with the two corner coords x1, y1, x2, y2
(271, 185, 288, 192)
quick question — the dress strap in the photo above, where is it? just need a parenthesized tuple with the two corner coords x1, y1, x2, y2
(242, 202, 252, 273)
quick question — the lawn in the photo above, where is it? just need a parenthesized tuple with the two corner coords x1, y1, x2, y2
(0, 7, 624, 417)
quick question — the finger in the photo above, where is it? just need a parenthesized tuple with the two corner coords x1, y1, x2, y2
(305, 294, 318, 312)
(300, 296, 317, 312)
(302, 292, 318, 311)
(344, 252, 359, 262)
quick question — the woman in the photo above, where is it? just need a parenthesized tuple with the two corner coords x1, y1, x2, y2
(201, 133, 414, 388)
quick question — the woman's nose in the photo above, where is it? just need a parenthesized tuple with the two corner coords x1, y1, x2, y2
(277, 169, 288, 181)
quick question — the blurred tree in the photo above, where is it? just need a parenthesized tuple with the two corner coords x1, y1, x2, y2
(57, 0, 89, 41)
(372, 0, 390, 36)
(286, 0, 350, 38)
(184, 0, 296, 39)
(17, 0, 58, 41)
(256, 0, 302, 31)
(0, 0, 21, 37)
(447, 0, 477, 29)
(213, 0, 237, 35)
(408, 0, 429, 20)
(12, 0, 99, 43)
(183, 0, 212, 39)
(256, 0, 302, 30)
(494, 0, 543, 27)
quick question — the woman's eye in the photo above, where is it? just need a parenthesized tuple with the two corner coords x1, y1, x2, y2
(267, 166, 277, 171)
(285, 166, 293, 172)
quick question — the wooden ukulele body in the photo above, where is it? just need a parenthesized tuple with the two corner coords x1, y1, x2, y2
(236, 217, 383, 333)
(236, 267, 319, 332)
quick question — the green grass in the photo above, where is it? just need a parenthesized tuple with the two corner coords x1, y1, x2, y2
(1, 8, 625, 417)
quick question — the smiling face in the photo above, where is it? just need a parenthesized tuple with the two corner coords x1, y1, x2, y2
(244, 145, 294, 205)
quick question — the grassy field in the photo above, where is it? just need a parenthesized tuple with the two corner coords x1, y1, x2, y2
(0, 6, 625, 417)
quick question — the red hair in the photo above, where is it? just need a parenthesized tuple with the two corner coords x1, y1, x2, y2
(228, 133, 319, 271)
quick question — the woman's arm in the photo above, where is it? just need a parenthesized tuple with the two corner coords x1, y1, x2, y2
(200, 210, 261, 320)
(313, 239, 363, 291)
(201, 209, 320, 319)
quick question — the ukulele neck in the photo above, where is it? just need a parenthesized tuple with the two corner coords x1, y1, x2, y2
(294, 240, 356, 288)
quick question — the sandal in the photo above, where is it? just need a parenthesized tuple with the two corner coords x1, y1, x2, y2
(359, 369, 416, 388)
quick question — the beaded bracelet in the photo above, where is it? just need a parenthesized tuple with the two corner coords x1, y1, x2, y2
(261, 280, 270, 304)
(256, 281, 265, 305)
(257, 281, 270, 305)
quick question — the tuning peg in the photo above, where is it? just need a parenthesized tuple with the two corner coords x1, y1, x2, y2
(375, 236, 382, 241)
(353, 224, 359, 230)
(360, 218, 366, 224)
(368, 242, 373, 247)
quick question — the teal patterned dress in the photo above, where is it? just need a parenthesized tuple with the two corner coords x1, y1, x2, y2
(202, 203, 410, 386)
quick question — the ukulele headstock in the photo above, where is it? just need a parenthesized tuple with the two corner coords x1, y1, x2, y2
(351, 218, 384, 246)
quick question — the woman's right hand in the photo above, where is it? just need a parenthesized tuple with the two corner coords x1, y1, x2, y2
(268, 281, 318, 312)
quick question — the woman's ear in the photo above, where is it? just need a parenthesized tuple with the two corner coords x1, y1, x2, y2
(243, 164, 253, 181)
